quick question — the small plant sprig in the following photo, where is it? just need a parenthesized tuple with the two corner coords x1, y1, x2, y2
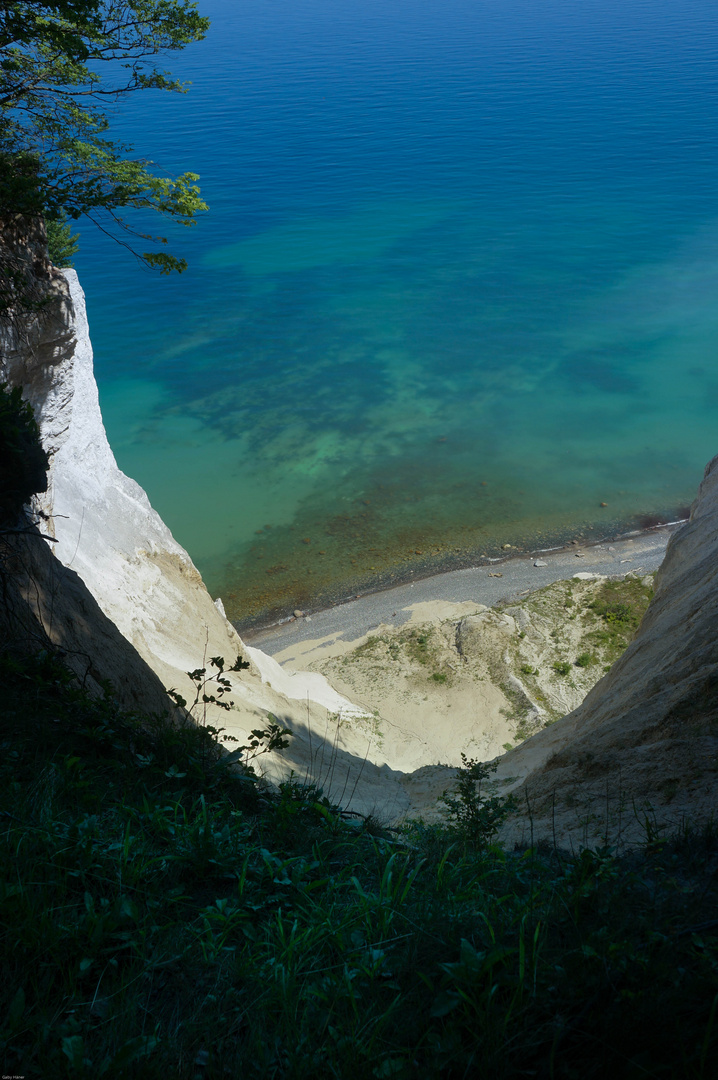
(168, 655, 292, 777)
(223, 717, 293, 770)
(440, 755, 516, 849)
(168, 653, 250, 716)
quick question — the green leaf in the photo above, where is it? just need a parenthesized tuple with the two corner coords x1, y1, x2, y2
(430, 990, 461, 1017)
(373, 1060, 407, 1077)
(99, 1035, 158, 1075)
(5, 987, 25, 1032)
(62, 1034, 85, 1067)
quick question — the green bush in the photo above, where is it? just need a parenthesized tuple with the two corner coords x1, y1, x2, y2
(439, 756, 516, 850)
(589, 577, 654, 632)
(552, 660, 571, 676)
(46, 210, 79, 268)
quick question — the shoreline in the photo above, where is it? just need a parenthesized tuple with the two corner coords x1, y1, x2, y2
(224, 501, 693, 632)
(230, 510, 689, 635)
(240, 519, 685, 658)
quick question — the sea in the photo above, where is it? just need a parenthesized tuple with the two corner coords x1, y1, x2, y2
(72, 0, 718, 627)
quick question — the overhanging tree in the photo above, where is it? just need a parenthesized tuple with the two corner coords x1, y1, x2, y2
(0, 0, 209, 272)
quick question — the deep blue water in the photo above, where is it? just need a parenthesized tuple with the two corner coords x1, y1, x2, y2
(73, 0, 718, 624)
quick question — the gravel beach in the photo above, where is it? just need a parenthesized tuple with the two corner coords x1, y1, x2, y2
(242, 523, 681, 659)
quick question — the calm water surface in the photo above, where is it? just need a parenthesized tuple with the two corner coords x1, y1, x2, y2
(73, 0, 718, 625)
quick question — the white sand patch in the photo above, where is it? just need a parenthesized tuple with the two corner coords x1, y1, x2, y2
(273, 630, 374, 669)
(400, 599, 489, 625)
(245, 646, 373, 722)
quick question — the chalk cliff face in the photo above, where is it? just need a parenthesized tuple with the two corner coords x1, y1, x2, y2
(1, 226, 406, 816)
(493, 456, 718, 846)
(0, 218, 76, 453)
(38, 268, 245, 694)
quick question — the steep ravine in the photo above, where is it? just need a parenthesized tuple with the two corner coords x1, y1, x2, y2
(3, 224, 717, 842)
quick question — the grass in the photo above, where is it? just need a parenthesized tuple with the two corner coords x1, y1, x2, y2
(347, 628, 447, 675)
(1, 649, 717, 1078)
(403, 628, 439, 667)
(581, 576, 654, 663)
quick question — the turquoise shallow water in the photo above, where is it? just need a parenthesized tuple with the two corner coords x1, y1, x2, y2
(73, 0, 718, 625)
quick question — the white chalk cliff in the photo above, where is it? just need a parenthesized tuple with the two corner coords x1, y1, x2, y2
(1, 223, 407, 816)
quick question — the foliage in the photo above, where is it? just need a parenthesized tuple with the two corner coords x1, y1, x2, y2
(404, 628, 434, 665)
(582, 576, 654, 662)
(0, 649, 717, 1078)
(439, 755, 516, 850)
(552, 660, 571, 676)
(588, 576, 653, 629)
(0, 0, 209, 271)
(0, 381, 48, 521)
(167, 653, 251, 716)
(46, 209, 80, 266)
(167, 653, 292, 774)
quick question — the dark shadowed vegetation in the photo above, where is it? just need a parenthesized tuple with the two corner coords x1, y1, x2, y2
(0, 381, 49, 520)
(0, 649, 716, 1078)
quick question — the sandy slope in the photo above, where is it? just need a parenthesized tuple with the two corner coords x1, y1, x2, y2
(262, 574, 655, 822)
